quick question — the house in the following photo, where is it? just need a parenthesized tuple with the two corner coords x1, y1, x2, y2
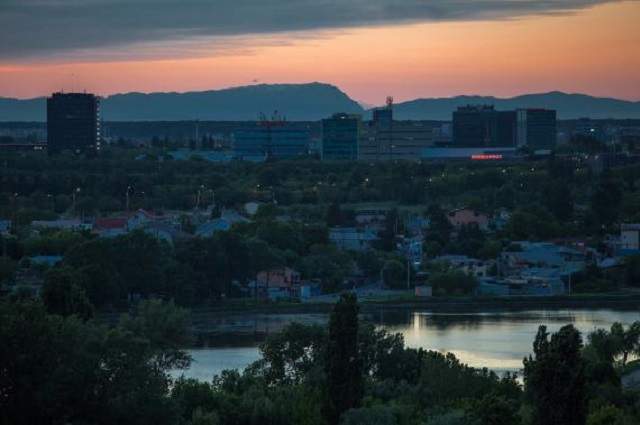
(434, 255, 493, 278)
(329, 227, 378, 251)
(196, 208, 251, 238)
(620, 224, 640, 252)
(401, 236, 424, 268)
(447, 208, 489, 231)
(405, 215, 431, 236)
(143, 221, 188, 245)
(0, 219, 11, 235)
(500, 242, 586, 275)
(250, 267, 301, 300)
(93, 217, 128, 237)
(127, 209, 163, 231)
(355, 208, 390, 225)
(477, 272, 567, 297)
(196, 219, 232, 237)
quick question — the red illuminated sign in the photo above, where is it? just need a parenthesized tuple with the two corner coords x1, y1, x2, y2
(471, 154, 503, 160)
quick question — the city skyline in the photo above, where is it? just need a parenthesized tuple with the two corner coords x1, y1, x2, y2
(1, 0, 639, 104)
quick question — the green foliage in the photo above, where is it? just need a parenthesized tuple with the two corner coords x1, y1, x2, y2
(429, 270, 477, 296)
(325, 293, 363, 425)
(382, 259, 407, 289)
(42, 266, 94, 319)
(524, 325, 586, 425)
(0, 299, 190, 425)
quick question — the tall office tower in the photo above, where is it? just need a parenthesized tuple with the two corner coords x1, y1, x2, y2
(516, 109, 557, 149)
(452, 105, 516, 147)
(47, 92, 100, 154)
(321, 113, 361, 160)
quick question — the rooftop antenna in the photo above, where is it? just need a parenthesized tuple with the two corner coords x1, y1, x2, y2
(386, 96, 394, 109)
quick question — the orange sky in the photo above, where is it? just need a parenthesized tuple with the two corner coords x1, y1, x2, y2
(1, 1, 639, 105)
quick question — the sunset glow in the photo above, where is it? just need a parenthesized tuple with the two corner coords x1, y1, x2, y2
(1, 1, 639, 104)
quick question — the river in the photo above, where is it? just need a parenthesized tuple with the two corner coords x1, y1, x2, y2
(175, 308, 640, 381)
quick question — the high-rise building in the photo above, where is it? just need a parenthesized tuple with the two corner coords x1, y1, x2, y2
(234, 124, 310, 159)
(452, 105, 516, 147)
(516, 109, 557, 149)
(47, 92, 100, 154)
(321, 113, 360, 160)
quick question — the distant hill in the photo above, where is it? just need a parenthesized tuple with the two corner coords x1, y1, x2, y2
(0, 83, 363, 121)
(388, 92, 640, 120)
(1, 85, 639, 121)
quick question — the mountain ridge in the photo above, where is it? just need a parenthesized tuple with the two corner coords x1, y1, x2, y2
(1, 83, 639, 121)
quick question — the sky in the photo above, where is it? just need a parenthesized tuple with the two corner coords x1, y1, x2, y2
(0, 0, 639, 105)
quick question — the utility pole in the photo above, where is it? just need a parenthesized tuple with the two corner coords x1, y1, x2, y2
(407, 257, 411, 290)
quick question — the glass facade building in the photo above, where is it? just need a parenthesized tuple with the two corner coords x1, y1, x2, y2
(452, 105, 516, 147)
(321, 113, 360, 160)
(516, 109, 557, 149)
(234, 125, 309, 159)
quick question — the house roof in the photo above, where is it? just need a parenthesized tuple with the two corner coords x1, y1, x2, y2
(94, 217, 128, 230)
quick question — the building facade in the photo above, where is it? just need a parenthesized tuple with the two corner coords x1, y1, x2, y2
(234, 124, 310, 159)
(452, 105, 516, 147)
(516, 109, 557, 149)
(321, 113, 360, 160)
(47, 92, 100, 154)
(360, 121, 434, 161)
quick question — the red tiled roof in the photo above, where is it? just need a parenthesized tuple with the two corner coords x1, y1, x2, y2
(94, 217, 128, 230)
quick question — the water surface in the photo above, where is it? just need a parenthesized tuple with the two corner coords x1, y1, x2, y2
(177, 308, 639, 381)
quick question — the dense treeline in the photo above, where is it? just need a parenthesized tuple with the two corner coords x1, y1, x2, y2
(2, 294, 640, 425)
(2, 148, 640, 233)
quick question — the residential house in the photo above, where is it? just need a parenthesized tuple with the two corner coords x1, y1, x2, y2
(447, 208, 489, 231)
(127, 209, 163, 231)
(93, 217, 128, 237)
(195, 208, 250, 238)
(620, 223, 640, 253)
(250, 267, 302, 300)
(329, 227, 378, 251)
(434, 255, 493, 278)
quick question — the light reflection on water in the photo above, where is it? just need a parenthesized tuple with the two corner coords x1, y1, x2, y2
(174, 309, 639, 381)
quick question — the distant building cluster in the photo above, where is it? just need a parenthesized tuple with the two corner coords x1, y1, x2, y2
(2, 90, 636, 162)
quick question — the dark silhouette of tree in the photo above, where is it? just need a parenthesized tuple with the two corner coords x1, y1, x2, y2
(324, 293, 363, 425)
(42, 266, 93, 319)
(524, 325, 586, 425)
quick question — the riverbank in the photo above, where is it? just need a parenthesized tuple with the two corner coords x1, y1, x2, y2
(187, 293, 640, 316)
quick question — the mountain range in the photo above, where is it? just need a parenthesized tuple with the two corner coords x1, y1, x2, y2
(1, 83, 639, 121)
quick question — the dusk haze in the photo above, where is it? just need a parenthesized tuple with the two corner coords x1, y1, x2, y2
(2, 2, 640, 425)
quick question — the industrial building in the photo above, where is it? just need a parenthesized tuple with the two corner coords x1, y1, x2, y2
(47, 92, 100, 154)
(359, 98, 435, 161)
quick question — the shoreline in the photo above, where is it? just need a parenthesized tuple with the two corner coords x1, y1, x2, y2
(188, 294, 640, 316)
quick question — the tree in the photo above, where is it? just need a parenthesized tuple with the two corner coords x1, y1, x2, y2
(324, 293, 363, 425)
(382, 259, 407, 289)
(590, 172, 623, 230)
(467, 393, 521, 425)
(42, 266, 94, 319)
(523, 325, 586, 425)
(609, 321, 640, 366)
